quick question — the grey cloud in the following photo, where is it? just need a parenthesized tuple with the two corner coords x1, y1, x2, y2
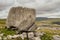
(0, 0, 60, 18)
(17, 0, 35, 4)
(37, 0, 60, 12)
(17, 0, 60, 13)
(0, 0, 15, 11)
(0, 10, 8, 19)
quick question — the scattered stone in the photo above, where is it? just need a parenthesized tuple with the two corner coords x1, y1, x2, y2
(22, 33, 26, 37)
(53, 35, 60, 40)
(19, 34, 25, 40)
(0, 33, 4, 37)
(0, 37, 2, 40)
(28, 32, 34, 38)
(33, 36, 41, 40)
(3, 37, 7, 40)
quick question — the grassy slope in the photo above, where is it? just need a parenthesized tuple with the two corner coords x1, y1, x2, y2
(0, 19, 6, 28)
(0, 19, 16, 36)
(0, 19, 60, 36)
(36, 18, 60, 27)
(36, 18, 60, 35)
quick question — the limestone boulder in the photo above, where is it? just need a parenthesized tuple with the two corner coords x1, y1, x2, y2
(6, 7, 36, 31)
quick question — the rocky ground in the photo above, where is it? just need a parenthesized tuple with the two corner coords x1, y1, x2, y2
(0, 27, 60, 40)
(0, 19, 60, 40)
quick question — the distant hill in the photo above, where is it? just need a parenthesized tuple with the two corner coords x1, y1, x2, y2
(0, 19, 6, 21)
(36, 17, 48, 21)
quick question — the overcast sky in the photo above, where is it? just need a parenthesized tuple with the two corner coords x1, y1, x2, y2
(0, 0, 60, 19)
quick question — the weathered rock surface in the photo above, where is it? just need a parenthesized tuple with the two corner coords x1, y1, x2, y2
(6, 7, 37, 31)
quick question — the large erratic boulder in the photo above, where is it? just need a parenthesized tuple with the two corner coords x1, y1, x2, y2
(6, 7, 37, 31)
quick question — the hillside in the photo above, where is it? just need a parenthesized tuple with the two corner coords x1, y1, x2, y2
(36, 17, 48, 21)
(0, 18, 60, 40)
(36, 18, 60, 27)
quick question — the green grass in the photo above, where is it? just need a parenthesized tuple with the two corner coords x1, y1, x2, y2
(0, 19, 60, 40)
(36, 18, 60, 27)
(36, 18, 60, 37)
(0, 28, 16, 36)
(41, 33, 53, 40)
(0, 19, 16, 36)
(0, 19, 6, 24)
(0, 19, 60, 35)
